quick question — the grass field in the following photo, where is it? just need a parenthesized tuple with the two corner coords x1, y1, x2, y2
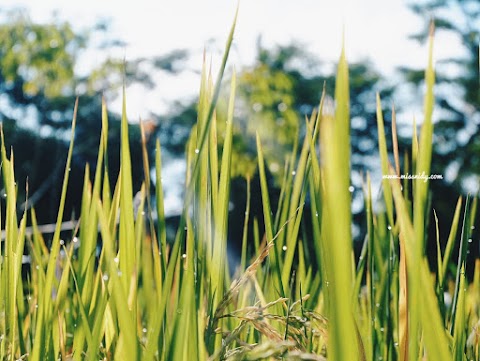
(0, 14, 478, 361)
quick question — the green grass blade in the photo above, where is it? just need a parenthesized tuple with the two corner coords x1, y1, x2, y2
(30, 99, 77, 361)
(320, 43, 358, 361)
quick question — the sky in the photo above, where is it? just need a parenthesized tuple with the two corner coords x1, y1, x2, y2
(2, 0, 440, 119)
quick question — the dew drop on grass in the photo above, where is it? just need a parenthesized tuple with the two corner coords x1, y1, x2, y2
(117, 270, 122, 277)
(387, 225, 392, 231)
(380, 327, 384, 332)
(315, 212, 319, 217)
(194, 149, 200, 154)
(468, 238, 473, 243)
(60, 239, 65, 246)
(282, 245, 287, 251)
(394, 342, 399, 348)
(376, 303, 380, 308)
(35, 265, 40, 270)
(73, 237, 79, 243)
(182, 254, 187, 259)
(114, 257, 119, 263)
(142, 328, 147, 333)
(102, 274, 109, 281)
(348, 186, 355, 193)
(292, 171, 296, 176)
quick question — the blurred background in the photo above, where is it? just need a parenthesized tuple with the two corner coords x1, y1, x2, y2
(0, 0, 478, 266)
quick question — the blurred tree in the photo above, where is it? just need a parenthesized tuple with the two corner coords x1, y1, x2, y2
(401, 0, 480, 271)
(402, 0, 480, 192)
(157, 41, 392, 254)
(0, 8, 189, 225)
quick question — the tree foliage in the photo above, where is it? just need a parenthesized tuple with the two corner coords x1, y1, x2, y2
(404, 0, 480, 192)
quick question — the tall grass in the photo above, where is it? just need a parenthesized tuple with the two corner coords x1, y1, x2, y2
(0, 14, 478, 361)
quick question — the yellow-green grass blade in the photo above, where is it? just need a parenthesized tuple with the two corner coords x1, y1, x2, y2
(318, 51, 359, 361)
(170, 217, 203, 360)
(119, 89, 136, 296)
(155, 139, 167, 276)
(440, 197, 462, 288)
(376, 93, 394, 227)
(96, 200, 138, 360)
(414, 22, 435, 258)
(212, 71, 236, 303)
(450, 195, 472, 335)
(143, 222, 182, 361)
(30, 99, 77, 361)
(389, 173, 452, 361)
(240, 177, 251, 272)
(282, 117, 315, 288)
(452, 265, 467, 359)
(0, 138, 19, 357)
(256, 133, 284, 297)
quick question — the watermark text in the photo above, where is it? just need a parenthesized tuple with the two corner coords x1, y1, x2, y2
(382, 172, 443, 183)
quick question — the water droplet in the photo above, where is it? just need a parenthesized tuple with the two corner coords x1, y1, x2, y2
(141, 211, 145, 216)
(73, 237, 79, 243)
(380, 327, 385, 332)
(59, 239, 65, 246)
(184, 226, 188, 231)
(74, 323, 77, 328)
(102, 274, 109, 281)
(114, 257, 119, 263)
(376, 303, 380, 308)
(194, 149, 200, 154)
(282, 245, 287, 251)
(291, 171, 296, 176)
(142, 328, 147, 333)
(468, 238, 473, 243)
(387, 225, 392, 231)
(348, 186, 355, 193)
(359, 256, 363, 261)
(471, 225, 475, 230)
(3, 193, 6, 198)
(182, 254, 187, 259)
(117, 270, 122, 277)
(35, 265, 40, 270)
(68, 168, 71, 172)
(394, 342, 399, 348)
(325, 281, 330, 287)
(35, 304, 38, 309)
